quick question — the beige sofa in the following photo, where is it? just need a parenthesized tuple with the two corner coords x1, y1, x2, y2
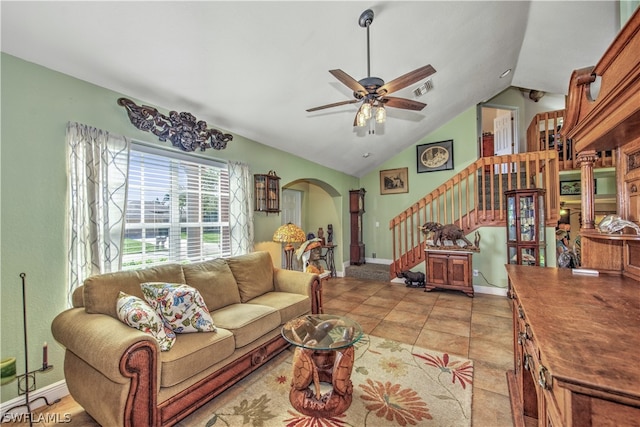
(51, 251, 322, 427)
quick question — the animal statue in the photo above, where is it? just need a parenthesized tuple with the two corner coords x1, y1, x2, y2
(420, 222, 474, 248)
(396, 270, 425, 288)
(597, 214, 640, 235)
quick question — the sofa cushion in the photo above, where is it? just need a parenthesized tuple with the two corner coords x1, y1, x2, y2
(159, 328, 235, 388)
(84, 264, 185, 318)
(182, 258, 241, 311)
(211, 304, 280, 348)
(225, 251, 275, 303)
(116, 292, 176, 351)
(140, 283, 216, 334)
(247, 292, 310, 323)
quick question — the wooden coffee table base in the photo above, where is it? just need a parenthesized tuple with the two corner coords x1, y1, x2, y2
(289, 346, 355, 417)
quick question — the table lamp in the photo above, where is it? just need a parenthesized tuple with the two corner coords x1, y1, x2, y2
(273, 223, 306, 270)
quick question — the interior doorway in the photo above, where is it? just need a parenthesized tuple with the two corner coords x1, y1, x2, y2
(479, 105, 519, 173)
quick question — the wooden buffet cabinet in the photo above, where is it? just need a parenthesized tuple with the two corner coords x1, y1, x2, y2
(505, 8, 640, 427)
(506, 265, 640, 427)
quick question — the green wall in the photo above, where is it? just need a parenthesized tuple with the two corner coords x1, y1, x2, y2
(0, 53, 357, 401)
(358, 107, 516, 288)
(360, 107, 479, 258)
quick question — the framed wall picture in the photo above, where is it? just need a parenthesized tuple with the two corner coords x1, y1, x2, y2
(380, 167, 409, 195)
(560, 180, 581, 195)
(559, 180, 598, 196)
(417, 140, 454, 173)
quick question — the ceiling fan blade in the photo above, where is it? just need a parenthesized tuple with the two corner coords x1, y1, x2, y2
(382, 97, 427, 111)
(377, 64, 436, 96)
(306, 99, 360, 112)
(329, 69, 367, 96)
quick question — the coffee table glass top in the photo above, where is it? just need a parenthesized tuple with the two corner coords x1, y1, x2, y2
(282, 314, 363, 350)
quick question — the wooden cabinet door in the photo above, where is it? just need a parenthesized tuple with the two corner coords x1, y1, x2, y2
(427, 254, 448, 285)
(448, 255, 470, 286)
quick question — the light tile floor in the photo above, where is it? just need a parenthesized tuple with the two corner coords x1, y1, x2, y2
(18, 276, 515, 426)
(321, 277, 515, 427)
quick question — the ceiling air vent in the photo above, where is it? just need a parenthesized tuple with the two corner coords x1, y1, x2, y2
(413, 79, 434, 97)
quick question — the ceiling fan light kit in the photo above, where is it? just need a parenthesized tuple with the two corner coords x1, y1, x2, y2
(306, 9, 436, 132)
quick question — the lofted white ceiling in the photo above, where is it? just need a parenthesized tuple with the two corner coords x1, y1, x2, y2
(1, 1, 619, 177)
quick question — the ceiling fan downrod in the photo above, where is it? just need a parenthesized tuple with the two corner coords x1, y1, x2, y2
(359, 9, 374, 78)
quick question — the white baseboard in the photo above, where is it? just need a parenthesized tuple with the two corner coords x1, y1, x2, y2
(473, 285, 508, 296)
(0, 380, 68, 417)
(364, 257, 393, 265)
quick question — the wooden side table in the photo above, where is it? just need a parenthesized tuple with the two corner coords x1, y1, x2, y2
(425, 249, 474, 297)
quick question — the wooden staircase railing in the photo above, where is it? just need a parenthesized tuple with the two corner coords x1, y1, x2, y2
(389, 150, 559, 277)
(526, 109, 616, 170)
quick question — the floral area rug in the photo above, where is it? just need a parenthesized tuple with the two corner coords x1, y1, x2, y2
(177, 334, 473, 427)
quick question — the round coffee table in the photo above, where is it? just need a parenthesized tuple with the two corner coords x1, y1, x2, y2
(281, 314, 363, 417)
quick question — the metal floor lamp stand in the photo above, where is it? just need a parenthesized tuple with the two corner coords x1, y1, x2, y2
(1, 273, 58, 426)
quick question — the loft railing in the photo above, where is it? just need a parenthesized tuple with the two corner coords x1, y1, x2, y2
(526, 109, 616, 170)
(389, 150, 559, 277)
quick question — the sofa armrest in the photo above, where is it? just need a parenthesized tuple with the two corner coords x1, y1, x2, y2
(52, 308, 159, 426)
(51, 308, 159, 382)
(273, 269, 322, 314)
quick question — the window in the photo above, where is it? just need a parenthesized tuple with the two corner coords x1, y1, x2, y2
(123, 143, 230, 270)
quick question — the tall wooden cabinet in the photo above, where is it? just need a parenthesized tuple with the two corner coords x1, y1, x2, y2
(505, 189, 547, 266)
(349, 188, 365, 265)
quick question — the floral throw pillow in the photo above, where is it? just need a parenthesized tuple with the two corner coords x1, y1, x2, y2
(140, 282, 217, 334)
(116, 292, 176, 351)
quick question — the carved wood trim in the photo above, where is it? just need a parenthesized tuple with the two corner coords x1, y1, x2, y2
(576, 150, 598, 230)
(564, 10, 640, 153)
(562, 66, 595, 134)
(311, 276, 323, 314)
(120, 341, 158, 427)
(628, 148, 640, 173)
(117, 98, 233, 152)
(157, 335, 290, 427)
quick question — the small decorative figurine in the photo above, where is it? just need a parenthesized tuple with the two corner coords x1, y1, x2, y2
(420, 222, 480, 251)
(327, 224, 333, 244)
(396, 270, 426, 288)
(597, 214, 640, 235)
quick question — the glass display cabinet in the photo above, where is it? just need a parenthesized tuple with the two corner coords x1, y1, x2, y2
(505, 188, 546, 266)
(254, 171, 280, 214)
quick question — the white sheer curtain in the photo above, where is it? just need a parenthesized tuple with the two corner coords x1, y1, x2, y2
(228, 161, 254, 255)
(66, 122, 130, 302)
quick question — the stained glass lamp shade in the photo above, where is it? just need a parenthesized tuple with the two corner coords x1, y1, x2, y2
(273, 223, 306, 270)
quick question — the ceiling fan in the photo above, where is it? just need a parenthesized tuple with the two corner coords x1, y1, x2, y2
(306, 9, 436, 129)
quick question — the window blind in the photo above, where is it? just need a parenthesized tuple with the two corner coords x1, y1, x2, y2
(123, 143, 230, 270)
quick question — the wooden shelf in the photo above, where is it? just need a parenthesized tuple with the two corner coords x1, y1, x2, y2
(580, 229, 640, 241)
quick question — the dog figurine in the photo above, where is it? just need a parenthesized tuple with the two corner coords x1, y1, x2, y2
(396, 270, 426, 288)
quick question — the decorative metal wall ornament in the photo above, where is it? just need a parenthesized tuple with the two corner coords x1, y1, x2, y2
(117, 98, 233, 152)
